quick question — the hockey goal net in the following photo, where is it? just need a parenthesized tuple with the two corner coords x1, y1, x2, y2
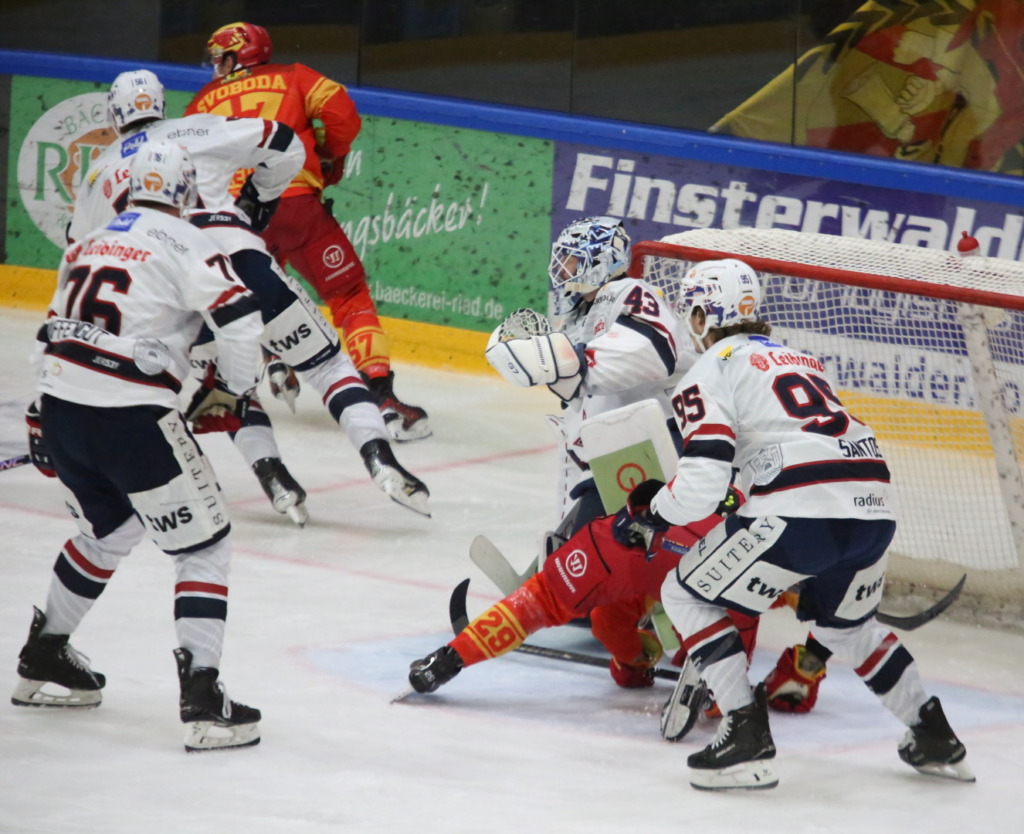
(630, 228, 1024, 629)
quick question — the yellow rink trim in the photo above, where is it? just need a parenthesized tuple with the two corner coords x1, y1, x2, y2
(0, 264, 493, 375)
(841, 391, 1022, 456)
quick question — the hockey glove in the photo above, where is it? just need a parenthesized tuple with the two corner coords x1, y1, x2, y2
(609, 629, 664, 689)
(611, 478, 669, 549)
(263, 349, 299, 413)
(25, 402, 56, 478)
(763, 644, 827, 713)
(185, 367, 251, 434)
(716, 484, 744, 516)
(234, 174, 280, 234)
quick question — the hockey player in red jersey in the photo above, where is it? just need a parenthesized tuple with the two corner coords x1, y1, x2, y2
(187, 21, 430, 441)
(631, 258, 973, 789)
(408, 492, 759, 696)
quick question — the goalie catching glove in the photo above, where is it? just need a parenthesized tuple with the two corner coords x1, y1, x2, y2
(186, 366, 252, 434)
(485, 322, 587, 402)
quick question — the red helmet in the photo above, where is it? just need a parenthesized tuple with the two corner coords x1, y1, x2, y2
(206, 22, 272, 77)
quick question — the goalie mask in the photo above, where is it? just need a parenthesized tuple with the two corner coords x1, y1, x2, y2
(678, 259, 761, 349)
(108, 70, 165, 134)
(206, 21, 273, 78)
(128, 141, 198, 214)
(548, 216, 631, 305)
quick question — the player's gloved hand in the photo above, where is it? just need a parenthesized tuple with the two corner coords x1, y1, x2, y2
(609, 629, 664, 688)
(234, 174, 280, 233)
(186, 367, 251, 434)
(716, 484, 744, 516)
(611, 478, 669, 548)
(25, 402, 56, 478)
(263, 349, 299, 413)
(763, 644, 827, 713)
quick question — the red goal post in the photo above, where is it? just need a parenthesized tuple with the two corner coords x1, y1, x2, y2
(629, 228, 1024, 627)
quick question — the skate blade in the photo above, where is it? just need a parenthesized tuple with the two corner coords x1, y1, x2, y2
(385, 417, 432, 442)
(11, 678, 102, 709)
(689, 759, 779, 791)
(374, 469, 431, 517)
(285, 503, 309, 527)
(389, 488, 431, 518)
(390, 686, 417, 704)
(912, 759, 976, 783)
(183, 720, 260, 753)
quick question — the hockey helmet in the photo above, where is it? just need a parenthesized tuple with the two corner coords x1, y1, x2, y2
(206, 22, 273, 78)
(677, 258, 761, 347)
(548, 216, 631, 302)
(128, 141, 198, 214)
(108, 69, 166, 134)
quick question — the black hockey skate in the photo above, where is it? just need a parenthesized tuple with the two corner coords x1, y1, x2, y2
(408, 646, 463, 694)
(687, 683, 778, 791)
(11, 607, 105, 709)
(174, 648, 261, 753)
(362, 371, 431, 442)
(360, 439, 430, 517)
(253, 456, 308, 526)
(898, 696, 975, 782)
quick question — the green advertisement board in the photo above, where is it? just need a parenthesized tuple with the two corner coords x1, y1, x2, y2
(6, 75, 552, 333)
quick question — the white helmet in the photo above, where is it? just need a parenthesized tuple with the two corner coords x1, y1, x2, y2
(128, 141, 197, 213)
(108, 69, 165, 134)
(677, 258, 761, 347)
(548, 216, 631, 302)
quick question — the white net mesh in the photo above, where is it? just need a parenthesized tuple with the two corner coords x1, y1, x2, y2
(634, 228, 1024, 613)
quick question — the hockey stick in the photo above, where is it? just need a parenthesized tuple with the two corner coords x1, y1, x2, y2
(449, 578, 681, 682)
(875, 574, 966, 631)
(469, 534, 538, 596)
(0, 454, 30, 472)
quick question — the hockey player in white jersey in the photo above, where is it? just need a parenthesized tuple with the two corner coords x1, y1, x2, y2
(14, 142, 264, 751)
(486, 216, 691, 543)
(613, 258, 973, 789)
(70, 69, 429, 520)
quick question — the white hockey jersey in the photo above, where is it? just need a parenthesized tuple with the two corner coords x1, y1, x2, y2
(652, 333, 895, 525)
(38, 207, 263, 409)
(556, 276, 690, 424)
(68, 113, 303, 243)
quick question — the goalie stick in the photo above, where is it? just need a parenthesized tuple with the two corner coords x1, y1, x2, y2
(448, 578, 681, 681)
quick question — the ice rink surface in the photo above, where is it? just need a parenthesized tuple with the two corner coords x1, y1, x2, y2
(1, 307, 1022, 833)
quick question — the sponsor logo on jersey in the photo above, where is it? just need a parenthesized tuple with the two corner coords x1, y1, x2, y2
(564, 548, 588, 578)
(767, 350, 825, 372)
(120, 131, 147, 157)
(107, 212, 140, 232)
(750, 353, 770, 371)
(323, 244, 346, 270)
(146, 227, 189, 254)
(165, 126, 211, 140)
(853, 493, 887, 508)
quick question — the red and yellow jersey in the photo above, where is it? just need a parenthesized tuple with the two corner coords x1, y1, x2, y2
(186, 62, 361, 198)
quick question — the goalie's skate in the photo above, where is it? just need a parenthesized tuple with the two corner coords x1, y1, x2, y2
(360, 439, 431, 517)
(687, 684, 778, 791)
(174, 648, 260, 753)
(660, 656, 706, 742)
(253, 457, 309, 526)
(898, 696, 975, 783)
(11, 607, 105, 709)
